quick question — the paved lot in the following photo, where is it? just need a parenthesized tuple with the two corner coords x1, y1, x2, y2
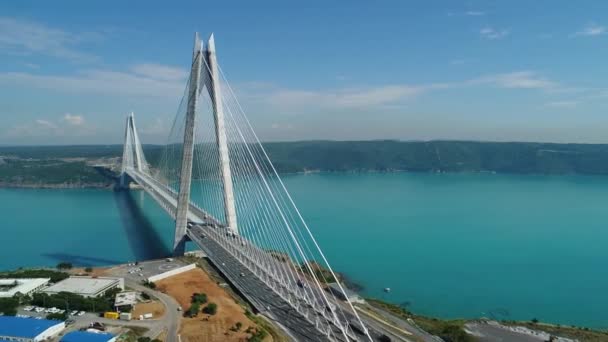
(16, 307, 162, 339)
(110, 258, 190, 282)
(105, 265, 182, 342)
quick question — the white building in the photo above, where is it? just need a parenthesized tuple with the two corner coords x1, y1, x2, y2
(43, 276, 124, 298)
(0, 278, 50, 298)
(114, 291, 138, 308)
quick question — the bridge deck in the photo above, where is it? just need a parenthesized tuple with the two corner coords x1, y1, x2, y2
(125, 169, 348, 341)
(188, 225, 333, 342)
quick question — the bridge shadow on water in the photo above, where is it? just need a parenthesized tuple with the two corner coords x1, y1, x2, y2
(113, 190, 171, 260)
(42, 253, 124, 267)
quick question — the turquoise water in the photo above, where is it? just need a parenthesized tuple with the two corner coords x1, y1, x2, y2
(1, 173, 607, 328)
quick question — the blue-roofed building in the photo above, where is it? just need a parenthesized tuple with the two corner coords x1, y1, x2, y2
(0, 316, 65, 342)
(61, 331, 116, 342)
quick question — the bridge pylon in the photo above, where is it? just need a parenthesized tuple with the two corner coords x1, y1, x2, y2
(173, 33, 203, 256)
(120, 112, 147, 188)
(203, 33, 238, 235)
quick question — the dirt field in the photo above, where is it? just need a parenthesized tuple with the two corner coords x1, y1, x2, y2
(69, 267, 110, 277)
(132, 301, 166, 319)
(156, 268, 271, 342)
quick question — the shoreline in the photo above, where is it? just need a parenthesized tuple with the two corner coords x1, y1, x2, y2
(0, 182, 114, 189)
(3, 263, 608, 340)
(4, 168, 608, 190)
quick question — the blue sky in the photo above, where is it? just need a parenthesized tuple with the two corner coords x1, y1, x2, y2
(0, 0, 607, 145)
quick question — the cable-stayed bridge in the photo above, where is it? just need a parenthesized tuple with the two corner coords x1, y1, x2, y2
(120, 33, 376, 342)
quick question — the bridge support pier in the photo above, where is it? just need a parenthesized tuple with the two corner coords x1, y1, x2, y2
(173, 33, 203, 256)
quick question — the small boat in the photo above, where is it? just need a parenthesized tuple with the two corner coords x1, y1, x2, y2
(383, 287, 391, 293)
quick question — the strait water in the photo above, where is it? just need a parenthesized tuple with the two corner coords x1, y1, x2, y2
(1, 173, 607, 328)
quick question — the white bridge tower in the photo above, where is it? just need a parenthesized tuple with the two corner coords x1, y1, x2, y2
(173, 33, 239, 256)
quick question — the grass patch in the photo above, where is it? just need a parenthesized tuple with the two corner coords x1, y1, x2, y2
(245, 309, 288, 342)
(502, 321, 608, 342)
(367, 298, 474, 342)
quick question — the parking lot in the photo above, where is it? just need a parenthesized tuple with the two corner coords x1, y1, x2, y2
(109, 258, 190, 282)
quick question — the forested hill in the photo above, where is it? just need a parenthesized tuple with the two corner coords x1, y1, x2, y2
(3, 140, 608, 175)
(266, 141, 608, 174)
(262, 140, 608, 175)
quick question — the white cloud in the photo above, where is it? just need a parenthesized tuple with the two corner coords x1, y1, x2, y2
(6, 115, 93, 138)
(258, 84, 428, 110)
(0, 68, 185, 99)
(573, 23, 605, 37)
(480, 27, 509, 40)
(545, 101, 578, 108)
(465, 11, 485, 16)
(131, 63, 188, 81)
(472, 71, 556, 89)
(140, 117, 169, 135)
(0, 17, 101, 62)
(62, 113, 84, 126)
(35, 119, 58, 130)
(243, 71, 559, 113)
(450, 59, 467, 65)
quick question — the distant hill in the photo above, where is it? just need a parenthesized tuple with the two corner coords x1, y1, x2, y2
(3, 140, 608, 176)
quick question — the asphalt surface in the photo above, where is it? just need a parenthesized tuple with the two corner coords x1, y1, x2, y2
(188, 224, 426, 342)
(105, 266, 182, 342)
(188, 225, 333, 342)
(127, 171, 434, 342)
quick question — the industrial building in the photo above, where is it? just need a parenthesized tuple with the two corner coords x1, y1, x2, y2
(0, 316, 65, 341)
(61, 331, 116, 342)
(0, 279, 50, 298)
(43, 276, 124, 298)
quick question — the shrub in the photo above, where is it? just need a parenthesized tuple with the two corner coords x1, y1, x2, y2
(142, 280, 156, 289)
(85, 267, 93, 273)
(191, 293, 207, 304)
(203, 302, 217, 315)
(248, 328, 268, 342)
(186, 303, 200, 317)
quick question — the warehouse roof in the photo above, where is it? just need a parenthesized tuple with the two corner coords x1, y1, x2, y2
(43, 276, 120, 296)
(61, 331, 115, 342)
(0, 278, 50, 298)
(0, 316, 62, 339)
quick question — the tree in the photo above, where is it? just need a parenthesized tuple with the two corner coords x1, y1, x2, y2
(191, 293, 207, 304)
(57, 262, 73, 270)
(531, 318, 539, 324)
(203, 302, 217, 315)
(142, 280, 156, 289)
(85, 267, 93, 273)
(186, 303, 200, 317)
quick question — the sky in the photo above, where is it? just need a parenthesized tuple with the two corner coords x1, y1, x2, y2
(0, 0, 607, 145)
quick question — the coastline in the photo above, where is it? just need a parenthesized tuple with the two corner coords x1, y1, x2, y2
(5, 168, 608, 190)
(3, 264, 607, 342)
(0, 182, 115, 189)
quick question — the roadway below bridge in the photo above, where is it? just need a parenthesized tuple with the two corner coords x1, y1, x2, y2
(188, 224, 421, 342)
(125, 168, 427, 341)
